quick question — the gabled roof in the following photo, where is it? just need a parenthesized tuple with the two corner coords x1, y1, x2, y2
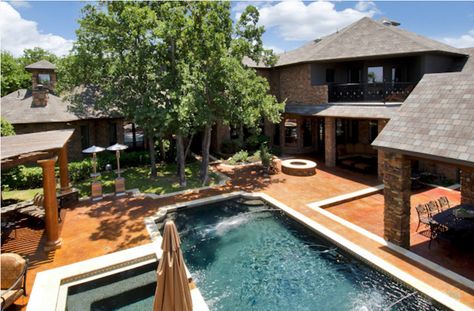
(285, 103, 400, 120)
(25, 60, 56, 71)
(461, 47, 474, 73)
(0, 88, 118, 124)
(372, 72, 474, 168)
(245, 17, 466, 68)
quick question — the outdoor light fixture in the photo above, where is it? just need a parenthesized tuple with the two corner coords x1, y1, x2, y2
(82, 145, 105, 201)
(106, 143, 128, 196)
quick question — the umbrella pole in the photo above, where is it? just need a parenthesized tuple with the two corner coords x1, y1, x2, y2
(92, 152, 97, 176)
(116, 150, 121, 178)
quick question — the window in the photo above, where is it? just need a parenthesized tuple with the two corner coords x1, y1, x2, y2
(109, 122, 117, 145)
(302, 119, 312, 147)
(325, 69, 335, 83)
(367, 66, 383, 83)
(369, 121, 378, 143)
(80, 125, 90, 150)
(273, 123, 280, 146)
(336, 119, 359, 144)
(38, 73, 50, 85)
(284, 118, 298, 146)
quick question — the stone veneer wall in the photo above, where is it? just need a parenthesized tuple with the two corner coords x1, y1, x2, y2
(461, 167, 474, 205)
(377, 120, 388, 181)
(13, 118, 124, 161)
(325, 117, 336, 167)
(383, 151, 411, 249)
(279, 64, 327, 104)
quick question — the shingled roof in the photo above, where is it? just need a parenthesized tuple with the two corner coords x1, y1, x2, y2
(244, 17, 466, 68)
(24, 60, 56, 70)
(1, 88, 116, 124)
(285, 103, 400, 120)
(372, 72, 474, 168)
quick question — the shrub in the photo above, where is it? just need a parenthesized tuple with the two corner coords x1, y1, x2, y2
(221, 139, 243, 155)
(244, 134, 269, 151)
(260, 144, 272, 168)
(228, 150, 249, 165)
(1, 117, 15, 136)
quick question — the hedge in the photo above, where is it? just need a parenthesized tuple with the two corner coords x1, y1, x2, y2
(1, 151, 151, 190)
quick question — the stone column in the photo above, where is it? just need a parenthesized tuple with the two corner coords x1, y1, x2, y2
(38, 158, 62, 251)
(324, 117, 336, 167)
(383, 152, 411, 249)
(58, 146, 72, 193)
(460, 167, 474, 205)
(377, 120, 388, 181)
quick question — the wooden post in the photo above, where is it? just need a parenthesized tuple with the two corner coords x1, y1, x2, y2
(58, 146, 71, 193)
(38, 158, 62, 251)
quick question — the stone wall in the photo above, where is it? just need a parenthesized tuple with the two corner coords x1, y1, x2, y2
(461, 167, 474, 205)
(13, 118, 124, 161)
(325, 117, 336, 167)
(383, 151, 411, 249)
(377, 120, 388, 181)
(279, 64, 327, 104)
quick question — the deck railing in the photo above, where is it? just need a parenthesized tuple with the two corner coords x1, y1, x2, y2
(328, 82, 416, 103)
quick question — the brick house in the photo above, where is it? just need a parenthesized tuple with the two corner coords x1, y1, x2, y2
(235, 17, 472, 180)
(1, 60, 124, 160)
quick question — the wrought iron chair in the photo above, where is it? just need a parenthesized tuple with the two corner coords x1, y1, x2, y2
(437, 196, 450, 212)
(0, 253, 28, 310)
(425, 201, 440, 218)
(415, 204, 431, 232)
(428, 222, 454, 249)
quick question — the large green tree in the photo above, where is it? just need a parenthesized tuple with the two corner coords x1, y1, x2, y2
(1, 51, 29, 96)
(181, 2, 284, 184)
(71, 2, 172, 177)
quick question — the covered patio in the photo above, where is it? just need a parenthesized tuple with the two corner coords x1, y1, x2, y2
(1, 129, 77, 251)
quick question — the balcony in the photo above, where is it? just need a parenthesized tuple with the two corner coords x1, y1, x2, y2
(328, 82, 416, 103)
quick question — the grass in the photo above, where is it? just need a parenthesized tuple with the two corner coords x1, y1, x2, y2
(2, 162, 219, 201)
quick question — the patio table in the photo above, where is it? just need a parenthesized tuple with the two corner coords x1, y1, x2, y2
(432, 204, 474, 233)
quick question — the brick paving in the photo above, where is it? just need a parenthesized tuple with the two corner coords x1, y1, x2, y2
(2, 160, 473, 310)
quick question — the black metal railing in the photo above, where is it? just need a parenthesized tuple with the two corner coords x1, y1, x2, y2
(328, 82, 416, 103)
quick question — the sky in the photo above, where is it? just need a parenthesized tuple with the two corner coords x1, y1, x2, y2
(1, 1, 473, 57)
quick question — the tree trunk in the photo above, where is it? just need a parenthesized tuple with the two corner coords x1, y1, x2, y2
(148, 134, 157, 178)
(238, 124, 244, 146)
(176, 134, 186, 187)
(200, 125, 212, 185)
(184, 134, 194, 160)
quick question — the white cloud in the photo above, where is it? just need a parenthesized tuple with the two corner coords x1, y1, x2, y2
(9, 1, 31, 9)
(441, 29, 474, 48)
(242, 0, 378, 41)
(264, 45, 284, 54)
(0, 2, 73, 56)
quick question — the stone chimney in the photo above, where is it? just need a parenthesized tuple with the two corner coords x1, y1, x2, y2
(25, 60, 57, 107)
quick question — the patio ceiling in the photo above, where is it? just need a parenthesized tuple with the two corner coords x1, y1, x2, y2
(1, 129, 74, 169)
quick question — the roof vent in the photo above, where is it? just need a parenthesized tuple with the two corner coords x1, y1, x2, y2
(379, 18, 400, 27)
(314, 38, 322, 43)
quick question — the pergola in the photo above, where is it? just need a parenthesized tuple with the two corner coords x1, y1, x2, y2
(1, 129, 75, 251)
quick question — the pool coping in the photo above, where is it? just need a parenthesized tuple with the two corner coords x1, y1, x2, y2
(27, 241, 210, 311)
(145, 191, 473, 311)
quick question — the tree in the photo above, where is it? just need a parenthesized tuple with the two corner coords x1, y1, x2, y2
(71, 2, 172, 177)
(1, 51, 29, 96)
(20, 47, 58, 67)
(1, 117, 15, 136)
(180, 2, 284, 184)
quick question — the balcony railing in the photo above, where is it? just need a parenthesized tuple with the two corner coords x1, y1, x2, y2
(328, 82, 416, 103)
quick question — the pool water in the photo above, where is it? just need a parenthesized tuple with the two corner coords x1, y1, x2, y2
(170, 199, 445, 311)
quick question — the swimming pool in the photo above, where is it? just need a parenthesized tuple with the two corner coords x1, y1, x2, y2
(165, 198, 446, 311)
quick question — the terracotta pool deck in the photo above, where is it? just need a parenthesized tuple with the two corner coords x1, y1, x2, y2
(2, 160, 473, 310)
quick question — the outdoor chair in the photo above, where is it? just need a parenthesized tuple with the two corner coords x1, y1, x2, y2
(425, 201, 440, 218)
(428, 222, 455, 249)
(0, 253, 27, 311)
(17, 194, 62, 224)
(415, 204, 431, 232)
(437, 196, 450, 212)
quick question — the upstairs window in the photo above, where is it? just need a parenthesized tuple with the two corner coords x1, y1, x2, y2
(325, 68, 335, 83)
(368, 66, 383, 83)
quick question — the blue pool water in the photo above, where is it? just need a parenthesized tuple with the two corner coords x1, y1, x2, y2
(172, 199, 445, 311)
(67, 198, 446, 311)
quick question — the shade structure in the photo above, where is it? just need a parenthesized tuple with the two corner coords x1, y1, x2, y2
(154, 221, 193, 311)
(106, 143, 128, 151)
(82, 145, 105, 154)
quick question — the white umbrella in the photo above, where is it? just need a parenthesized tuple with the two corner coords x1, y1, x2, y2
(82, 145, 105, 176)
(106, 144, 128, 177)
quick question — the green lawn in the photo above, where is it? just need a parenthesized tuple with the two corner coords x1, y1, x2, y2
(2, 162, 219, 201)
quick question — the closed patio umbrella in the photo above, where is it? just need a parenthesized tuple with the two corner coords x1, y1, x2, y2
(154, 221, 193, 311)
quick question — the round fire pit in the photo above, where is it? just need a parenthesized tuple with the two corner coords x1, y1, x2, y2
(281, 159, 317, 176)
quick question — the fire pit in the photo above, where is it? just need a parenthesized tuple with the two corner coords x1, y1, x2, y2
(281, 159, 317, 176)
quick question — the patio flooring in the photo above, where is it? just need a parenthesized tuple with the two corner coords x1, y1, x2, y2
(326, 184, 474, 281)
(1, 159, 473, 310)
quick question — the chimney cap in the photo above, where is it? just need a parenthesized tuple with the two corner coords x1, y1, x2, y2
(25, 60, 56, 71)
(379, 17, 400, 27)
